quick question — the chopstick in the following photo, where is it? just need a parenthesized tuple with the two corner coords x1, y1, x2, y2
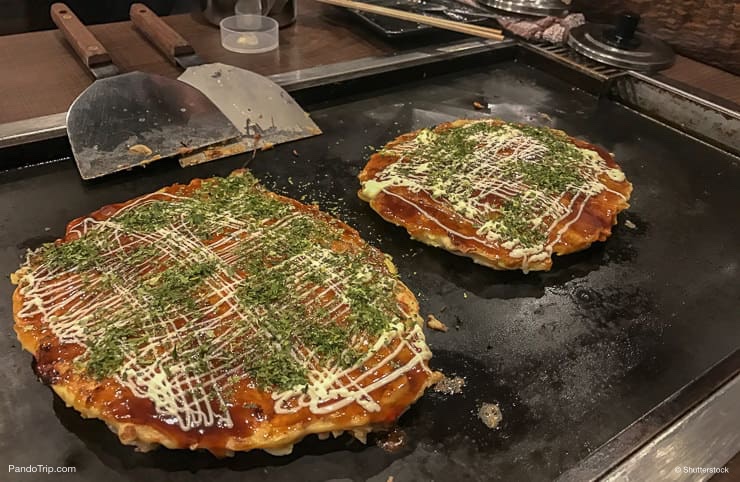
(316, 0, 505, 41)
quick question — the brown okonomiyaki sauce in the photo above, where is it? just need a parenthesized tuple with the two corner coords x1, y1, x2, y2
(30, 331, 430, 454)
(14, 171, 435, 455)
(359, 121, 631, 269)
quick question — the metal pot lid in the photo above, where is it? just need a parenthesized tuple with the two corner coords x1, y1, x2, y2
(477, 0, 569, 17)
(567, 14, 675, 72)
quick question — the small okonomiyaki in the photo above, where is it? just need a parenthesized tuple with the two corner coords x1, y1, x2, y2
(11, 170, 437, 456)
(358, 119, 633, 272)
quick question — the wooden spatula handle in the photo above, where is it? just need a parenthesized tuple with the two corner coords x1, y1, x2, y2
(130, 3, 194, 63)
(50, 3, 111, 67)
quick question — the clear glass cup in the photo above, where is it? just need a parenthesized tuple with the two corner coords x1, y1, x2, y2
(220, 14, 279, 54)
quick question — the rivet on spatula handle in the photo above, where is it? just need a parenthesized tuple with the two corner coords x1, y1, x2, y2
(50, 3, 111, 67)
(130, 3, 195, 63)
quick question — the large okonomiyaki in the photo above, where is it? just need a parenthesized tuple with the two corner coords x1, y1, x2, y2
(11, 170, 436, 456)
(358, 119, 633, 272)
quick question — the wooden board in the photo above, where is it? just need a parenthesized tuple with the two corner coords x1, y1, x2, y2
(0, 1, 393, 124)
(660, 56, 740, 106)
(0, 0, 737, 126)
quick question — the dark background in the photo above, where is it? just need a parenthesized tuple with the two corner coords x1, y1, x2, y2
(0, 0, 197, 34)
(0, 0, 737, 73)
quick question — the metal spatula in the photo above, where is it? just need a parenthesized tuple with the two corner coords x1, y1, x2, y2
(129, 3, 321, 166)
(52, 3, 242, 179)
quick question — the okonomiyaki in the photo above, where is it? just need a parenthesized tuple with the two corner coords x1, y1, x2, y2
(12, 170, 436, 456)
(358, 119, 633, 272)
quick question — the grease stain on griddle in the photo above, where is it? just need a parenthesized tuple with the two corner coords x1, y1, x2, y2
(17, 234, 57, 250)
(567, 283, 656, 331)
(401, 243, 605, 301)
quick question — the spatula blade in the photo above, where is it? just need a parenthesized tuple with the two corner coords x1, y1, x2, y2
(66, 71, 242, 179)
(177, 63, 321, 150)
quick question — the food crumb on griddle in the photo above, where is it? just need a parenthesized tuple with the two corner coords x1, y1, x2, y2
(624, 219, 637, 229)
(433, 375, 466, 395)
(292, 149, 299, 157)
(128, 144, 153, 156)
(478, 403, 502, 429)
(386, 476, 395, 482)
(376, 427, 407, 453)
(473, 101, 486, 110)
(427, 314, 448, 332)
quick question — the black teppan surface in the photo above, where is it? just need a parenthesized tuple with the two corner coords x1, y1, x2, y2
(1, 60, 738, 482)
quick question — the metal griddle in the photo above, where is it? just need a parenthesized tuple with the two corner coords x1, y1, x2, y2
(0, 42, 738, 482)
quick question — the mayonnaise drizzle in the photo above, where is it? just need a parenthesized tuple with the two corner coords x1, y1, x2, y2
(362, 121, 629, 271)
(17, 180, 433, 431)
